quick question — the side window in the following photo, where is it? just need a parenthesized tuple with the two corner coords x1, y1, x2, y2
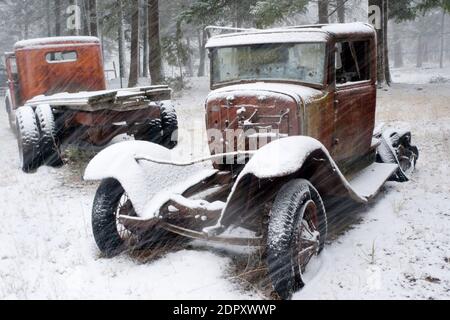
(46, 51, 78, 63)
(336, 40, 370, 85)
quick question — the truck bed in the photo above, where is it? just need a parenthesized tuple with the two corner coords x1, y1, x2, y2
(24, 85, 171, 112)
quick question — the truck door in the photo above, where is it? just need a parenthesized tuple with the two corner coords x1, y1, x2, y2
(333, 40, 376, 167)
(5, 54, 20, 108)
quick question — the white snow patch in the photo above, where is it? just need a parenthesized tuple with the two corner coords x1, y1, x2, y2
(14, 36, 100, 49)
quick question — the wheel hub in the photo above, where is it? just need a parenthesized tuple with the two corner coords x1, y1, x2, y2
(296, 200, 320, 274)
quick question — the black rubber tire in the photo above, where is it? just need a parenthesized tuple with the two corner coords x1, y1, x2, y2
(92, 178, 137, 257)
(15, 106, 41, 173)
(134, 118, 163, 144)
(160, 102, 178, 149)
(35, 104, 63, 167)
(92, 178, 189, 258)
(266, 179, 328, 300)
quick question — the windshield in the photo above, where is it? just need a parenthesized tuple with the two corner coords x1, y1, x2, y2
(211, 42, 326, 86)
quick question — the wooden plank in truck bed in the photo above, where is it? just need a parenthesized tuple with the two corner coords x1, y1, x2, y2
(24, 86, 171, 112)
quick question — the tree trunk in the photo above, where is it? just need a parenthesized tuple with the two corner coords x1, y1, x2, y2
(176, 20, 184, 83)
(383, 0, 391, 85)
(197, 29, 207, 77)
(68, 0, 78, 36)
(337, 0, 345, 23)
(148, 0, 163, 84)
(55, 0, 62, 36)
(128, 0, 140, 88)
(82, 0, 90, 36)
(369, 0, 386, 85)
(142, 0, 149, 77)
(118, 0, 126, 88)
(318, 0, 329, 24)
(46, 0, 52, 36)
(417, 33, 424, 68)
(440, 9, 446, 68)
(393, 26, 403, 68)
(89, 0, 98, 37)
(186, 37, 194, 77)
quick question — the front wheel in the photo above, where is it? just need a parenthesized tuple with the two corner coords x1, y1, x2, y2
(92, 178, 187, 258)
(266, 179, 328, 300)
(92, 178, 140, 257)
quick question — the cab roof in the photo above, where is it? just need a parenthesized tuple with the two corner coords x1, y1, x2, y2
(14, 36, 100, 50)
(206, 22, 375, 48)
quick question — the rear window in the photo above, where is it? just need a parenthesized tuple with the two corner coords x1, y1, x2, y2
(46, 51, 78, 63)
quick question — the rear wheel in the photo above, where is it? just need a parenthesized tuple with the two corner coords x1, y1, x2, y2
(35, 104, 63, 167)
(160, 102, 178, 149)
(15, 106, 41, 173)
(134, 118, 163, 144)
(266, 179, 327, 300)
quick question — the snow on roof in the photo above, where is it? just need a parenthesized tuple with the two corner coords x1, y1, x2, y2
(206, 22, 374, 48)
(206, 31, 328, 48)
(14, 36, 100, 50)
(320, 22, 375, 36)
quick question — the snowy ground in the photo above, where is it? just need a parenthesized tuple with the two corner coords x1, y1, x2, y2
(0, 76, 449, 300)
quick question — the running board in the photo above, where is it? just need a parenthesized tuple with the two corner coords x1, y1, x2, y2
(348, 163, 398, 201)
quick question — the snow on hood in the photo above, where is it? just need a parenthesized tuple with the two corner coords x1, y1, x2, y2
(208, 82, 325, 105)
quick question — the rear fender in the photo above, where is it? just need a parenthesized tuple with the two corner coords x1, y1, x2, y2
(215, 136, 366, 230)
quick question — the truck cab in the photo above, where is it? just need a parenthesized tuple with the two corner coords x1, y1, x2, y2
(205, 22, 377, 174)
(4, 36, 106, 111)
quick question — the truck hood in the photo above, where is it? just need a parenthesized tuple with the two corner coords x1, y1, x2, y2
(207, 82, 325, 105)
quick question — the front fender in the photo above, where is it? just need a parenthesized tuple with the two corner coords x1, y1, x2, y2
(85, 141, 172, 216)
(215, 136, 366, 229)
(84, 141, 217, 219)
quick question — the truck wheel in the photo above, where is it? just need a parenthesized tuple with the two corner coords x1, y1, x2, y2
(160, 102, 178, 149)
(92, 178, 141, 257)
(92, 178, 190, 258)
(266, 179, 327, 300)
(15, 106, 41, 173)
(35, 104, 63, 167)
(134, 119, 163, 144)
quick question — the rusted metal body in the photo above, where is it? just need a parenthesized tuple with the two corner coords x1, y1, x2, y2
(86, 24, 418, 269)
(205, 25, 377, 172)
(4, 37, 171, 147)
(6, 37, 105, 108)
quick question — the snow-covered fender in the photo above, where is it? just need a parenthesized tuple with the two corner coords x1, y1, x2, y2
(214, 136, 367, 230)
(84, 141, 217, 219)
(84, 141, 169, 216)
